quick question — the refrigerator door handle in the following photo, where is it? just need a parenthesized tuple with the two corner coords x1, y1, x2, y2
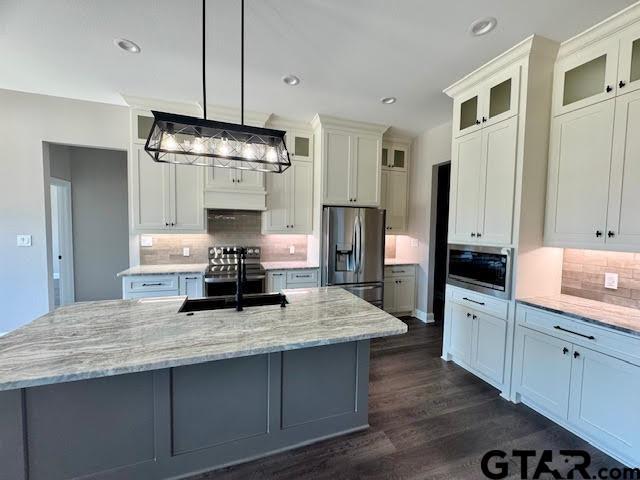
(358, 212, 363, 273)
(354, 212, 362, 273)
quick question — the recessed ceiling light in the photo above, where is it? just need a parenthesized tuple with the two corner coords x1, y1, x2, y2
(282, 74, 300, 86)
(114, 38, 141, 53)
(469, 17, 497, 37)
(381, 97, 397, 104)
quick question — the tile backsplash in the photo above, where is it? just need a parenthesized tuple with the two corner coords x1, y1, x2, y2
(140, 210, 308, 265)
(562, 249, 640, 309)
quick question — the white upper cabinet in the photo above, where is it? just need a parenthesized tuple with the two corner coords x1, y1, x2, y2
(313, 115, 386, 208)
(381, 141, 410, 234)
(449, 116, 517, 245)
(545, 100, 615, 247)
(618, 22, 640, 94)
(452, 66, 520, 138)
(131, 145, 205, 233)
(381, 144, 408, 171)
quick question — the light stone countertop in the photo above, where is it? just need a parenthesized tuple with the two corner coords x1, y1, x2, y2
(384, 259, 418, 266)
(260, 261, 319, 271)
(517, 294, 640, 337)
(0, 287, 407, 391)
(117, 263, 209, 277)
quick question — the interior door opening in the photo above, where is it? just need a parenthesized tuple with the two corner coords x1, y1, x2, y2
(432, 162, 451, 324)
(50, 179, 75, 307)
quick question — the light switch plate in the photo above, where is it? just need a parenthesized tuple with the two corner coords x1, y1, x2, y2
(16, 234, 32, 247)
(410, 238, 419, 248)
(140, 235, 153, 247)
(289, 245, 295, 255)
(604, 272, 619, 289)
(183, 247, 190, 257)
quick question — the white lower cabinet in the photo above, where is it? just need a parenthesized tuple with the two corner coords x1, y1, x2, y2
(122, 274, 203, 299)
(266, 269, 319, 292)
(513, 304, 640, 466)
(383, 265, 416, 314)
(442, 285, 510, 392)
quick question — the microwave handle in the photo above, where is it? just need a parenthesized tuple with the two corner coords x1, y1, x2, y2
(462, 297, 485, 306)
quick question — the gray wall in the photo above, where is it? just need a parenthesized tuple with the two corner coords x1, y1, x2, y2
(0, 89, 129, 333)
(66, 146, 128, 301)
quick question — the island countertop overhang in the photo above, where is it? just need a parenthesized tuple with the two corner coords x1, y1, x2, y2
(0, 287, 407, 391)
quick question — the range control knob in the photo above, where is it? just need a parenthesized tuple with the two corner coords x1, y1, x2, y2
(254, 248, 260, 255)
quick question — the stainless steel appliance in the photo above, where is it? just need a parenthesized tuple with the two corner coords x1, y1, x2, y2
(321, 207, 385, 307)
(446, 244, 512, 299)
(204, 245, 266, 297)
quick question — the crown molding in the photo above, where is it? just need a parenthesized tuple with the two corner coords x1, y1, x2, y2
(120, 94, 201, 116)
(311, 113, 388, 135)
(558, 2, 640, 59)
(443, 34, 550, 99)
(266, 115, 313, 132)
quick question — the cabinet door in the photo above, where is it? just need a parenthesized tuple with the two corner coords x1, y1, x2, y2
(289, 161, 313, 233)
(289, 131, 313, 162)
(390, 146, 408, 171)
(263, 165, 290, 232)
(385, 171, 407, 233)
(453, 89, 482, 138)
(380, 170, 389, 231)
(267, 272, 287, 293)
(617, 22, 640, 95)
(569, 346, 640, 463)
(477, 116, 517, 245)
(381, 145, 391, 168)
(553, 39, 618, 116)
(606, 89, 640, 248)
(352, 135, 381, 206)
(473, 312, 507, 384)
(449, 130, 482, 243)
(449, 303, 474, 365)
(179, 274, 204, 298)
(545, 99, 615, 247)
(395, 276, 415, 313)
(515, 328, 572, 419)
(205, 166, 235, 190)
(383, 277, 396, 313)
(170, 164, 204, 231)
(132, 146, 171, 230)
(323, 130, 352, 204)
(234, 168, 265, 192)
(483, 65, 520, 128)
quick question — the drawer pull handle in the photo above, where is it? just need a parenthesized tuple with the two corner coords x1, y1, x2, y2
(296, 275, 311, 278)
(462, 297, 485, 306)
(553, 325, 595, 340)
(391, 270, 405, 274)
(141, 282, 163, 287)
(185, 277, 198, 280)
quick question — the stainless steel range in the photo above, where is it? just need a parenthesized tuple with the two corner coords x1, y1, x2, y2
(204, 246, 266, 297)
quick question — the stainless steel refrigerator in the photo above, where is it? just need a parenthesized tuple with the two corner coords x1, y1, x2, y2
(321, 206, 385, 308)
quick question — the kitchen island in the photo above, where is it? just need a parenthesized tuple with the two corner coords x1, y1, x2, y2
(0, 287, 406, 480)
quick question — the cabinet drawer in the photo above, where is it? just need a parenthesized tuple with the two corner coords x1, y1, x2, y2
(450, 287, 509, 320)
(285, 282, 319, 290)
(286, 270, 318, 285)
(384, 265, 416, 278)
(124, 275, 179, 293)
(517, 305, 640, 365)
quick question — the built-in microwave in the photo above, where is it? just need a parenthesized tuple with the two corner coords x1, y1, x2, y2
(446, 244, 512, 299)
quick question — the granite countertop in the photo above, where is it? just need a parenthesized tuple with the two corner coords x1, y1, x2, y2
(0, 287, 407, 391)
(117, 263, 209, 277)
(517, 294, 640, 337)
(260, 261, 319, 271)
(384, 259, 418, 266)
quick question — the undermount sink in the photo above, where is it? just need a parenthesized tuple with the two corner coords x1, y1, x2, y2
(178, 293, 288, 313)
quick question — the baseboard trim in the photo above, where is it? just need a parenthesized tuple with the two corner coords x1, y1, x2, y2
(413, 309, 435, 324)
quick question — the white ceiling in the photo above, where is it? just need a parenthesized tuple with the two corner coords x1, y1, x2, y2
(0, 0, 636, 136)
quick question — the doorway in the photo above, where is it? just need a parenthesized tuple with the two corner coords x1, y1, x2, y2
(432, 162, 450, 324)
(50, 179, 75, 307)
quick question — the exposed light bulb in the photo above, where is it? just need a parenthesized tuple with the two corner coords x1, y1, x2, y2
(218, 138, 231, 157)
(242, 144, 255, 159)
(266, 147, 277, 163)
(192, 137, 205, 154)
(161, 133, 178, 151)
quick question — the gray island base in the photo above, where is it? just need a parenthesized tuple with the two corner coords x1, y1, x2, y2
(0, 287, 406, 480)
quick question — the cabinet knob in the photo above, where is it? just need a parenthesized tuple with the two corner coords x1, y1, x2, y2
(608, 230, 615, 238)
(171, 222, 175, 226)
(595, 230, 603, 237)
(482, 116, 487, 123)
(562, 347, 569, 355)
(573, 351, 580, 359)
(475, 120, 481, 125)
(165, 222, 169, 226)
(472, 314, 477, 320)
(466, 312, 471, 317)
(476, 232, 482, 238)
(470, 232, 476, 237)
(619, 80, 627, 89)
(606, 85, 613, 93)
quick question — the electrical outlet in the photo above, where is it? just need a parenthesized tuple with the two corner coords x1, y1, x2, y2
(604, 272, 619, 289)
(289, 245, 295, 255)
(140, 235, 153, 247)
(182, 247, 190, 257)
(16, 234, 32, 247)
(410, 238, 419, 248)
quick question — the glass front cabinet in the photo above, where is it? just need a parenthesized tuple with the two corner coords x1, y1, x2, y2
(453, 65, 520, 138)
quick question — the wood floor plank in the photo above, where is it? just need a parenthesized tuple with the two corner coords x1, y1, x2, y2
(187, 317, 622, 480)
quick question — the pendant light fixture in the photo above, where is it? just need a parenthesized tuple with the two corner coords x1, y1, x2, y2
(144, 0, 291, 174)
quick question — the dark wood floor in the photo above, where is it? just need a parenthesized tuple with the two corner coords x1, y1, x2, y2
(192, 318, 623, 479)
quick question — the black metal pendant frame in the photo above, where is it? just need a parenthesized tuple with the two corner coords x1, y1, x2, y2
(145, 111, 291, 173)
